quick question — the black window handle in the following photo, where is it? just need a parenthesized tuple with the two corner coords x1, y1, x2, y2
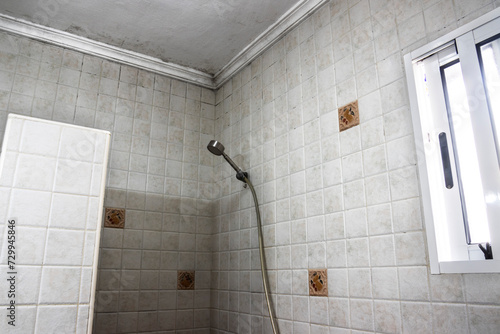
(439, 132, 454, 189)
(478, 243, 493, 260)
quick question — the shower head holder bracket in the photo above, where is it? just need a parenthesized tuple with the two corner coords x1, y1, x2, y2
(236, 171, 248, 182)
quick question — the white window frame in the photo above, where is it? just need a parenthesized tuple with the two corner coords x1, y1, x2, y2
(405, 8, 500, 274)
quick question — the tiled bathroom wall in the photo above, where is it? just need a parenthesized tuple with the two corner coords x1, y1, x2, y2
(211, 0, 500, 333)
(0, 114, 110, 333)
(0, 31, 215, 333)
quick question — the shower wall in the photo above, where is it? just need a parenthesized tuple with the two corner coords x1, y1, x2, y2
(0, 114, 110, 333)
(0, 31, 216, 333)
(211, 0, 500, 333)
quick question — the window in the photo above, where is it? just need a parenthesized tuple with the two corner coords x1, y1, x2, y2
(405, 9, 500, 274)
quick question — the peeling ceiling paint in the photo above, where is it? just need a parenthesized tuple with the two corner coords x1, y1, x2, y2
(0, 0, 300, 74)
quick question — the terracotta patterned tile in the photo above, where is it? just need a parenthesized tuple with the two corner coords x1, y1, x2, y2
(309, 269, 328, 296)
(177, 271, 195, 290)
(104, 208, 125, 228)
(338, 100, 360, 132)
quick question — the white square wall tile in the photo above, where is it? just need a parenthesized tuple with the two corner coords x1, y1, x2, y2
(386, 135, 416, 170)
(44, 229, 85, 265)
(429, 274, 464, 302)
(14, 227, 47, 265)
(0, 152, 18, 187)
(358, 90, 382, 122)
(398, 266, 430, 301)
(14, 154, 56, 191)
(0, 266, 11, 304)
(367, 203, 392, 235)
(307, 216, 325, 242)
(13, 266, 42, 304)
(86, 197, 101, 230)
(90, 164, 105, 196)
(464, 274, 500, 304)
(432, 303, 468, 334)
(372, 267, 399, 299)
(324, 185, 343, 214)
(341, 152, 363, 182)
(20, 120, 61, 157)
(0, 305, 36, 334)
(392, 198, 421, 232)
(4, 116, 23, 152)
(54, 159, 92, 195)
(343, 179, 365, 210)
(346, 238, 370, 267)
(365, 173, 390, 205)
(394, 231, 426, 265)
(50, 193, 88, 229)
(401, 302, 432, 333)
(8, 189, 51, 227)
(468, 305, 500, 334)
(94, 131, 110, 164)
(362, 144, 387, 176)
(308, 242, 326, 268)
(389, 166, 419, 201)
(350, 299, 374, 331)
(76, 305, 90, 334)
(374, 300, 402, 333)
(79, 267, 93, 303)
(323, 159, 342, 187)
(35, 305, 78, 333)
(59, 127, 96, 162)
(369, 235, 396, 266)
(360, 116, 385, 149)
(345, 208, 367, 238)
(309, 296, 329, 325)
(82, 231, 96, 266)
(349, 268, 372, 298)
(329, 297, 349, 328)
(326, 236, 347, 268)
(306, 190, 324, 217)
(39, 267, 81, 304)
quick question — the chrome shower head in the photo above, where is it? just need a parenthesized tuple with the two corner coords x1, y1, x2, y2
(207, 140, 248, 182)
(207, 140, 224, 156)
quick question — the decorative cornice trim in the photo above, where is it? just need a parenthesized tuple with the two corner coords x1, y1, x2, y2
(0, 0, 329, 90)
(0, 14, 214, 88)
(212, 0, 329, 88)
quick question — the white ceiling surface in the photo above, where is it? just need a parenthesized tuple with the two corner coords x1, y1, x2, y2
(0, 0, 302, 75)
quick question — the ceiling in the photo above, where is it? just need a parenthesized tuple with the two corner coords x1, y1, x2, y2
(0, 0, 306, 76)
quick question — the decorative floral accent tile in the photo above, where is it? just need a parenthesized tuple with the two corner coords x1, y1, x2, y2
(177, 271, 195, 290)
(104, 208, 125, 228)
(309, 269, 328, 296)
(338, 100, 359, 132)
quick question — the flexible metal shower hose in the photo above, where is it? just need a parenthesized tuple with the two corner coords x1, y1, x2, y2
(243, 176, 280, 334)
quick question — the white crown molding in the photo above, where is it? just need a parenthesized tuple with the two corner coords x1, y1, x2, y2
(212, 0, 329, 89)
(0, 0, 328, 90)
(0, 14, 214, 88)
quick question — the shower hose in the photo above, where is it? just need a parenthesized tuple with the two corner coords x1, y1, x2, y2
(243, 176, 280, 334)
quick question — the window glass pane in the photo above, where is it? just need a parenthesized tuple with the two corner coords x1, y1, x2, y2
(442, 62, 490, 244)
(479, 36, 500, 161)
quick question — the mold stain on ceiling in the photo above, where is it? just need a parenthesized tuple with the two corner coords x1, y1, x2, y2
(0, 0, 301, 75)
